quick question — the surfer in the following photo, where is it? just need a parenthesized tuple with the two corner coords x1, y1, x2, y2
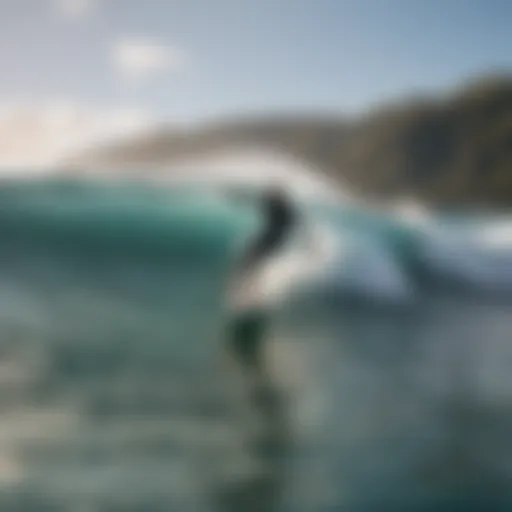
(223, 183, 302, 434)
(227, 185, 297, 369)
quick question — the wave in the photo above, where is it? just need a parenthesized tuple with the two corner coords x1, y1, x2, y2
(416, 219, 512, 293)
(317, 202, 512, 302)
(0, 178, 511, 308)
(0, 179, 256, 264)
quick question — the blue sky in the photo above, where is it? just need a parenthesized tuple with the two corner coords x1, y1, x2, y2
(0, 0, 510, 124)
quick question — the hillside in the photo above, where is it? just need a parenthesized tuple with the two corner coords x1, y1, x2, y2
(70, 75, 512, 206)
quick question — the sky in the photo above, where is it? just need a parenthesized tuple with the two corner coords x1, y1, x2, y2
(0, 0, 510, 167)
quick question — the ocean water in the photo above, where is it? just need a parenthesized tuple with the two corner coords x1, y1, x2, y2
(0, 179, 511, 511)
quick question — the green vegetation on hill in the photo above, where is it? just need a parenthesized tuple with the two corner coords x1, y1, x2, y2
(73, 74, 512, 206)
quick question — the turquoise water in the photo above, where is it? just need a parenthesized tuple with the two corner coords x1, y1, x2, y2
(0, 179, 511, 511)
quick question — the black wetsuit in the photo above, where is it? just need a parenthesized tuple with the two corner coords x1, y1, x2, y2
(228, 189, 297, 370)
(238, 189, 297, 274)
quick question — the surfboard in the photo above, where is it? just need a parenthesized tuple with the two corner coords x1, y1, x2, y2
(228, 220, 338, 312)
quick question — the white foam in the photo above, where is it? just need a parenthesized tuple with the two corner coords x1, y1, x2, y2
(419, 221, 512, 292)
(391, 197, 433, 228)
(146, 147, 353, 204)
(474, 220, 512, 250)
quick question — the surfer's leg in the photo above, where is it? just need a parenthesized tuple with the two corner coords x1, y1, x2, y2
(226, 309, 285, 436)
(227, 310, 267, 374)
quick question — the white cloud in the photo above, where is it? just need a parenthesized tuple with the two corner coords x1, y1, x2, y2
(55, 0, 95, 20)
(0, 101, 153, 172)
(111, 37, 186, 83)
